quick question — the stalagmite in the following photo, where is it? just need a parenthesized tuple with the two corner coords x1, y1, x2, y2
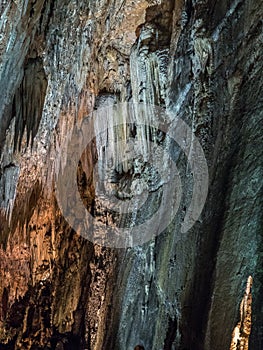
(230, 277, 253, 350)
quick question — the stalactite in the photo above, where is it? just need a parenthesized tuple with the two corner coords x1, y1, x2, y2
(0, 0, 262, 348)
(13, 56, 48, 150)
(0, 163, 20, 222)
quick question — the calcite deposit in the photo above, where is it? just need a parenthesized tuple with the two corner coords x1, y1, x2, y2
(0, 0, 262, 349)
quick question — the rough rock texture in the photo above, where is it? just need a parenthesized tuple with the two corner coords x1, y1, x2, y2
(0, 0, 262, 349)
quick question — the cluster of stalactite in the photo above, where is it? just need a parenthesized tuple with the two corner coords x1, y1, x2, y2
(0, 0, 262, 349)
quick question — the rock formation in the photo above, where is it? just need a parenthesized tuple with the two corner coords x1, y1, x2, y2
(0, 0, 262, 349)
(230, 276, 253, 350)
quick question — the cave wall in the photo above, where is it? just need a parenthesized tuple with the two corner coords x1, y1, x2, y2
(0, 0, 262, 349)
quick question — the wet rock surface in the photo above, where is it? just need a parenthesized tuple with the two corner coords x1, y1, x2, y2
(0, 0, 262, 349)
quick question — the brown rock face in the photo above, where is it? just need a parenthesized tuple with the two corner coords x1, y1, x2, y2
(0, 0, 262, 349)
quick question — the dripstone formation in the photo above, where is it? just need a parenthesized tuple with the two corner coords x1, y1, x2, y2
(0, 0, 262, 349)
